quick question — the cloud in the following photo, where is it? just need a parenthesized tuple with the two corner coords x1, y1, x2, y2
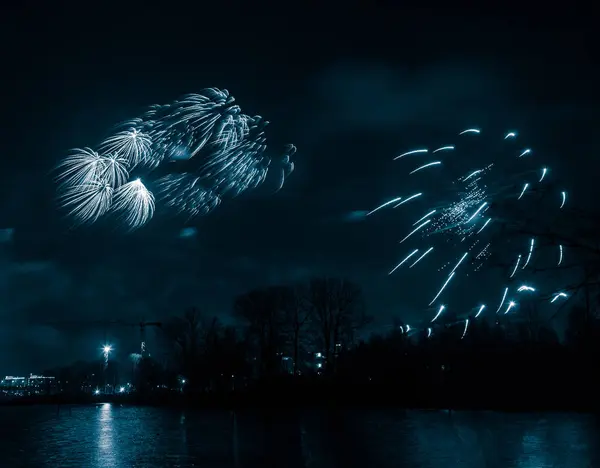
(0, 229, 13, 243)
(309, 61, 516, 136)
(342, 211, 368, 223)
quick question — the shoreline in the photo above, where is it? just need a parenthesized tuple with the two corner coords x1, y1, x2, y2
(1, 393, 596, 414)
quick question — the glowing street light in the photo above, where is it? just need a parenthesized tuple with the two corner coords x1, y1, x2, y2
(101, 344, 113, 394)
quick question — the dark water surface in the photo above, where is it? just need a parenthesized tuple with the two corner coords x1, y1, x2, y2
(1, 405, 598, 467)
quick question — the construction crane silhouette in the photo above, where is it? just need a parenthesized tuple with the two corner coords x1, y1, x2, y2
(44, 319, 162, 357)
(119, 320, 162, 357)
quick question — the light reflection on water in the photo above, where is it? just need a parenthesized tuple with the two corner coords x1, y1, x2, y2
(0, 405, 598, 467)
(96, 403, 118, 466)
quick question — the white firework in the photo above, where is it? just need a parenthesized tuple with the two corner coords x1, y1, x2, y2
(212, 114, 250, 150)
(153, 90, 239, 159)
(56, 148, 107, 190)
(60, 181, 114, 224)
(99, 126, 153, 167)
(98, 153, 129, 188)
(112, 179, 155, 229)
(56, 88, 296, 229)
(156, 174, 221, 218)
(276, 144, 297, 192)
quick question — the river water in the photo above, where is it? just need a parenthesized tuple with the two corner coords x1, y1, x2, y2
(1, 405, 598, 467)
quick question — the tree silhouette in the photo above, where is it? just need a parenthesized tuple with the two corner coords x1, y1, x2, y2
(281, 284, 312, 375)
(234, 287, 286, 378)
(305, 277, 370, 373)
(161, 307, 216, 391)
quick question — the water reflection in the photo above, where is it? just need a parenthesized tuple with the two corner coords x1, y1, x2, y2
(96, 403, 118, 466)
(301, 410, 600, 468)
(0, 406, 598, 467)
(517, 417, 594, 468)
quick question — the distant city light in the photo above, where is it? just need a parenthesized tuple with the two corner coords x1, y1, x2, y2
(315, 353, 322, 358)
(2, 374, 55, 382)
(94, 389, 100, 395)
(119, 387, 125, 393)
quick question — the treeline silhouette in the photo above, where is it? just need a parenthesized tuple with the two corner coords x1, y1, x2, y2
(44, 277, 600, 410)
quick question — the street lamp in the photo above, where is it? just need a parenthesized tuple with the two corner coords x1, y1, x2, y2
(102, 344, 112, 394)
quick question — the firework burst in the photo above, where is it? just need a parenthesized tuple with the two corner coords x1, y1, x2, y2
(367, 128, 570, 335)
(56, 88, 296, 229)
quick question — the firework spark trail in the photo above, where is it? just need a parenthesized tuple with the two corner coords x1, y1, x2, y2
(56, 88, 296, 229)
(413, 210, 436, 225)
(551, 292, 568, 303)
(432, 146, 454, 153)
(560, 191, 567, 208)
(428, 272, 455, 306)
(464, 170, 483, 181)
(400, 219, 431, 244)
(504, 301, 517, 314)
(389, 249, 420, 275)
(475, 305, 486, 317)
(466, 202, 488, 222)
(518, 183, 529, 200)
(425, 252, 467, 308)
(410, 161, 442, 174)
(394, 193, 422, 208)
(496, 288, 509, 313)
(394, 149, 428, 160)
(367, 126, 571, 330)
(450, 252, 468, 274)
(558, 245, 563, 266)
(409, 247, 434, 268)
(367, 197, 404, 216)
(522, 238, 535, 269)
(476, 218, 492, 234)
(518, 149, 531, 158)
(461, 319, 469, 339)
(509, 255, 521, 278)
(431, 305, 446, 322)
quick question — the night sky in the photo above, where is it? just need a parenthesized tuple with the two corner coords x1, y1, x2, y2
(1, 4, 597, 373)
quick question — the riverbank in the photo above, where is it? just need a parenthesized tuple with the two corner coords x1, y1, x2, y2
(1, 383, 597, 413)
